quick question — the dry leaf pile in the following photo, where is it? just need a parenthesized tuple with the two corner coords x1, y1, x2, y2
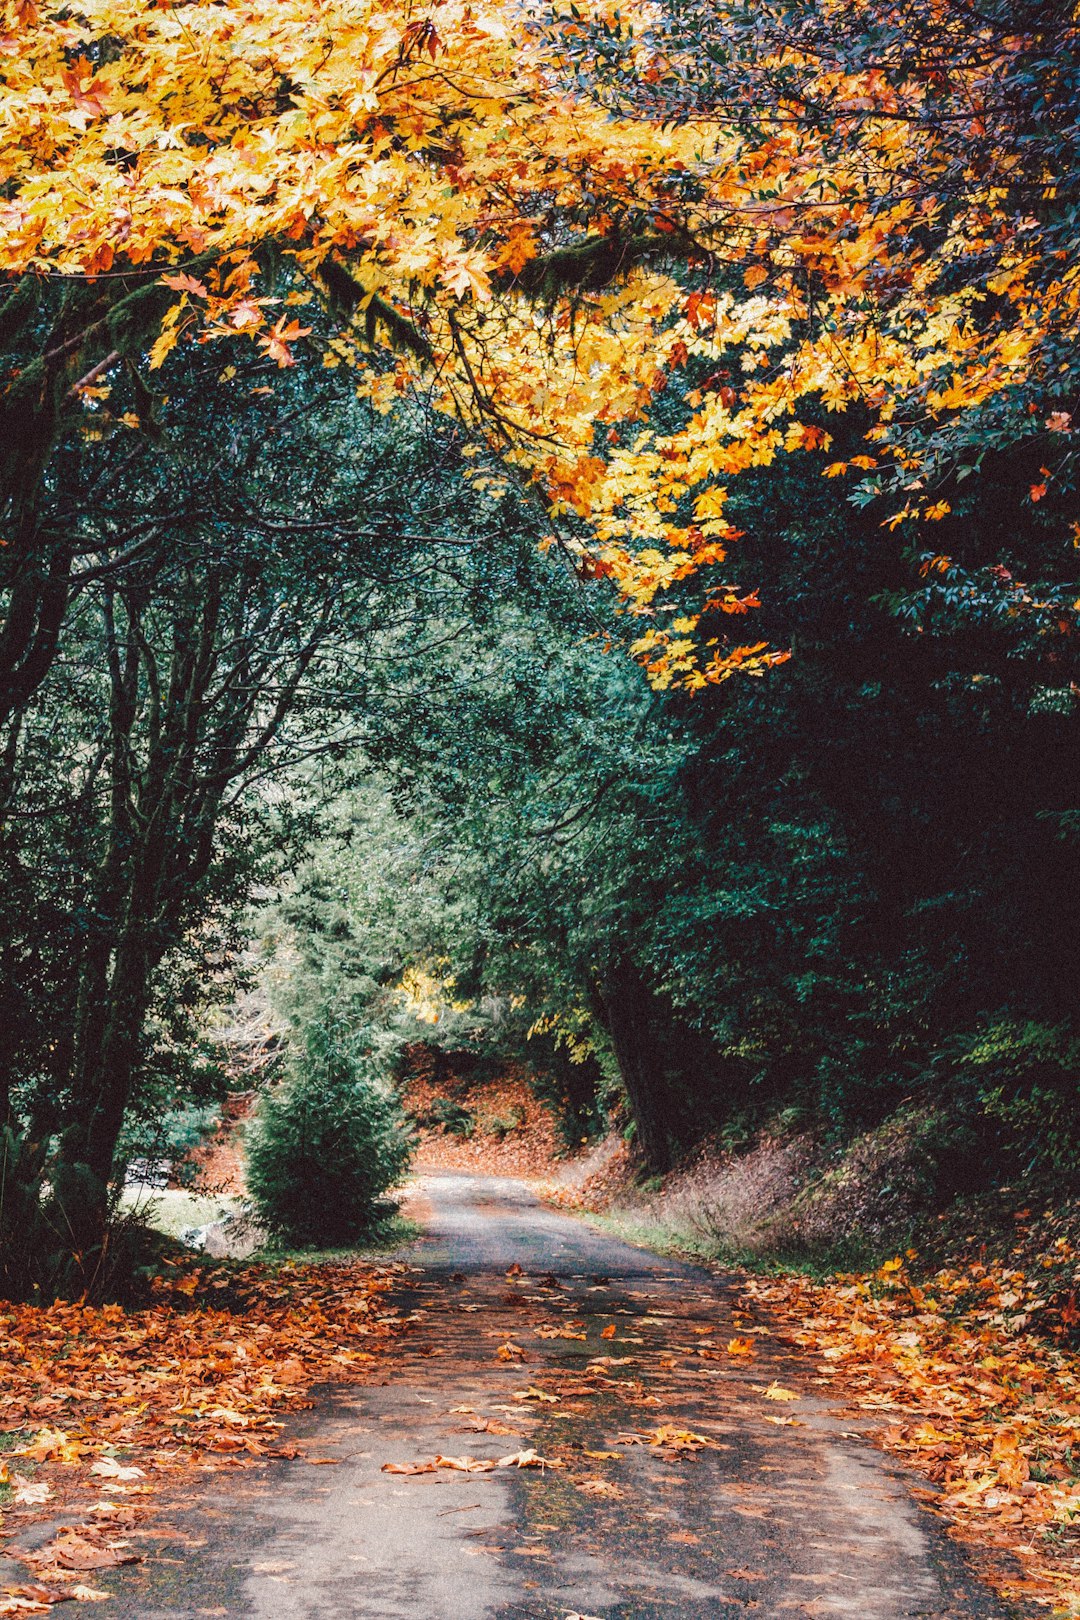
(746, 1249, 1080, 1613)
(0, 1257, 403, 1613)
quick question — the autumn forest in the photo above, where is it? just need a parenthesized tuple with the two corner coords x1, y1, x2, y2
(1, 1, 1079, 1616)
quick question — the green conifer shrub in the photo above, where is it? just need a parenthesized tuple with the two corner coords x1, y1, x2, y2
(246, 1019, 412, 1246)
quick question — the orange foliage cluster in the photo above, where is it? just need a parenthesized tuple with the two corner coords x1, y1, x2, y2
(747, 1252, 1080, 1613)
(0, 1259, 402, 1606)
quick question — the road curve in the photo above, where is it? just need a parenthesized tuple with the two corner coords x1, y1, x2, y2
(103, 1172, 1006, 1620)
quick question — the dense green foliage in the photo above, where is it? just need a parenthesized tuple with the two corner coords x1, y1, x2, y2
(0, 309, 531, 1289)
(267, 428, 1080, 1191)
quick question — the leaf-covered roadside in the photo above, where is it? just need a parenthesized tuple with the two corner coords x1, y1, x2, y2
(744, 1250, 1080, 1615)
(0, 1259, 403, 1613)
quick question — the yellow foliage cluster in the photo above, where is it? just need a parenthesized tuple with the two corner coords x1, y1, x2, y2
(3, 0, 1073, 686)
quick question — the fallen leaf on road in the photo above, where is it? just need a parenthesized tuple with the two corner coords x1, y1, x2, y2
(583, 1450, 622, 1460)
(498, 1450, 557, 1469)
(511, 1387, 558, 1403)
(48, 1537, 140, 1571)
(68, 1588, 112, 1603)
(619, 1426, 719, 1452)
(496, 1342, 526, 1361)
(12, 1478, 53, 1506)
(383, 1454, 500, 1475)
(13, 1431, 85, 1465)
(600, 1325, 616, 1339)
(534, 1327, 586, 1342)
(576, 1478, 622, 1497)
(763, 1415, 805, 1427)
(761, 1384, 800, 1402)
(726, 1338, 755, 1356)
(90, 1460, 143, 1481)
(0, 1588, 69, 1615)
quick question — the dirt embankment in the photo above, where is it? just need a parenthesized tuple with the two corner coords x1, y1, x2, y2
(186, 1092, 252, 1196)
(399, 1049, 566, 1179)
(546, 1104, 1080, 1281)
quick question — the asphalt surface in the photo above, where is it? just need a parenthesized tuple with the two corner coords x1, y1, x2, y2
(91, 1173, 1008, 1619)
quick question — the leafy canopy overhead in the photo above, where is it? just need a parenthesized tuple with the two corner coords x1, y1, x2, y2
(4, 0, 1077, 685)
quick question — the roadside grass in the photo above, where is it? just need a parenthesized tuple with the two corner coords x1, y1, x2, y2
(574, 1206, 717, 1261)
(118, 1187, 240, 1239)
(257, 1214, 422, 1265)
(575, 1205, 876, 1280)
(119, 1189, 420, 1263)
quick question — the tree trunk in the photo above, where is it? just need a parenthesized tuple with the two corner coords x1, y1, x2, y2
(595, 957, 676, 1174)
(0, 548, 71, 728)
(55, 899, 157, 1270)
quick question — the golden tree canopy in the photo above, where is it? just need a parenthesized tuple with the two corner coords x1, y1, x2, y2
(4, 0, 1076, 685)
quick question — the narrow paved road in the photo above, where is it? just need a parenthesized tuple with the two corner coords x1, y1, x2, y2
(107, 1174, 1005, 1620)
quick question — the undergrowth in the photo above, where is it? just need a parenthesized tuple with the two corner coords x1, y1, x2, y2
(578, 1207, 877, 1280)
